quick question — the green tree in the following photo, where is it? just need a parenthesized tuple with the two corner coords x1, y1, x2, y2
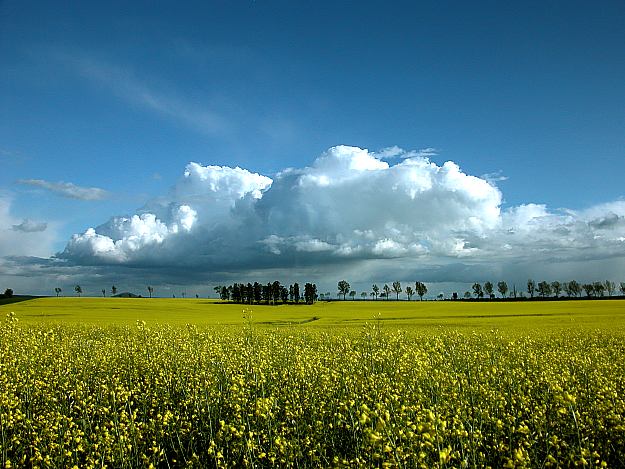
(272, 281, 282, 304)
(566, 280, 582, 297)
(54, 287, 62, 297)
(111, 285, 117, 296)
(147, 286, 154, 298)
(101, 289, 106, 297)
(551, 281, 561, 298)
(604, 280, 615, 297)
(497, 281, 508, 298)
(415, 282, 427, 301)
(361, 291, 367, 300)
(4, 288, 13, 298)
(253, 282, 262, 303)
(337, 280, 350, 300)
(472, 283, 483, 299)
(304, 283, 317, 304)
(527, 279, 536, 298)
(74, 285, 82, 297)
(372, 284, 380, 300)
(537, 281, 552, 298)
(484, 281, 494, 299)
(405, 286, 414, 301)
(593, 282, 605, 297)
(349, 290, 356, 300)
(293, 283, 300, 303)
(383, 284, 391, 300)
(582, 283, 594, 298)
(392, 281, 402, 300)
(620, 282, 625, 296)
(562, 282, 571, 297)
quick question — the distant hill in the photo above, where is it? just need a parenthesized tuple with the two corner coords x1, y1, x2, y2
(112, 292, 142, 298)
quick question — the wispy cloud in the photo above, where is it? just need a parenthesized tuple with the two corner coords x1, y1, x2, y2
(481, 171, 509, 183)
(18, 179, 109, 200)
(375, 146, 438, 160)
(12, 219, 47, 232)
(0, 148, 29, 163)
(58, 52, 230, 136)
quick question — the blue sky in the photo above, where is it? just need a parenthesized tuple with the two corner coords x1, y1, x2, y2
(1, 1, 624, 296)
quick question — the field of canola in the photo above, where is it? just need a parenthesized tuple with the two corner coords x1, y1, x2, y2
(1, 298, 625, 467)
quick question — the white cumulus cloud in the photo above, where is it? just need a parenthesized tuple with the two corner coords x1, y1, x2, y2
(56, 146, 625, 286)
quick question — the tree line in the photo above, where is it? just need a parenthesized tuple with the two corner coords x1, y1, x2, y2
(213, 281, 319, 305)
(337, 280, 428, 300)
(5, 278, 625, 301)
(52, 285, 162, 298)
(459, 279, 625, 300)
(334, 279, 625, 301)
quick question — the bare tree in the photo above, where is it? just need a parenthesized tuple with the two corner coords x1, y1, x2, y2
(527, 279, 536, 298)
(147, 286, 154, 298)
(620, 282, 625, 296)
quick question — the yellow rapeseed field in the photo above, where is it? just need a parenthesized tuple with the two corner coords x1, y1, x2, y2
(1, 299, 624, 467)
